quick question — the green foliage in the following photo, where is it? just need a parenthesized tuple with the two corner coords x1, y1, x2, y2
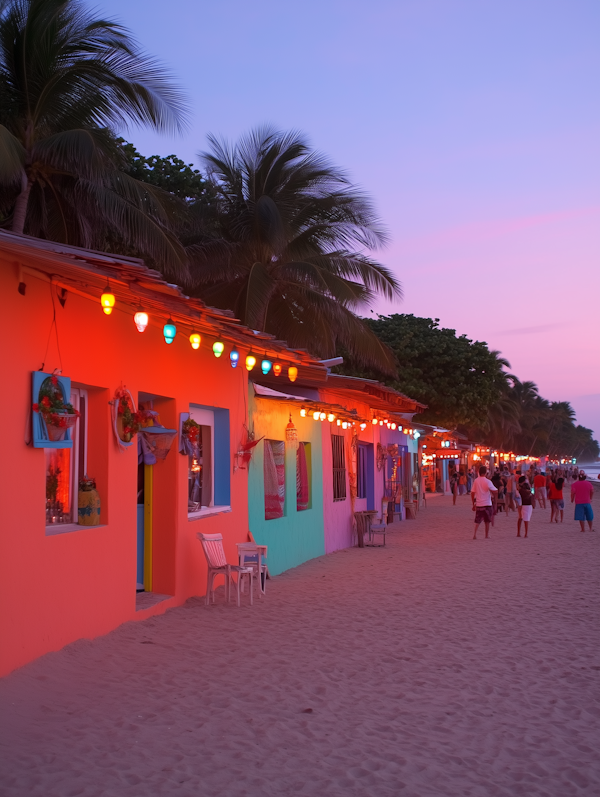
(0, 0, 189, 278)
(337, 314, 510, 428)
(185, 126, 401, 373)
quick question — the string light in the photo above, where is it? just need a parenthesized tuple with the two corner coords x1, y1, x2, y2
(230, 349, 240, 368)
(327, 413, 335, 423)
(313, 411, 320, 421)
(342, 421, 348, 429)
(372, 418, 378, 425)
(189, 332, 201, 350)
(391, 423, 397, 430)
(337, 419, 341, 426)
(212, 341, 225, 358)
(245, 354, 257, 371)
(261, 358, 272, 375)
(101, 283, 115, 315)
(133, 307, 148, 333)
(288, 366, 298, 383)
(319, 412, 326, 421)
(360, 423, 367, 430)
(300, 406, 307, 417)
(163, 318, 176, 344)
(273, 362, 282, 376)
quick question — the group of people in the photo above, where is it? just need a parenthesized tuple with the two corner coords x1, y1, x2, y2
(468, 464, 594, 540)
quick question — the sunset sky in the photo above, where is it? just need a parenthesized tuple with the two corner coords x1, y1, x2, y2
(99, 0, 600, 438)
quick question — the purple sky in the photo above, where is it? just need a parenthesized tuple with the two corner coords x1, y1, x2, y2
(99, 0, 600, 439)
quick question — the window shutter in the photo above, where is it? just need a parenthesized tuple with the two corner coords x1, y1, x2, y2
(32, 372, 73, 449)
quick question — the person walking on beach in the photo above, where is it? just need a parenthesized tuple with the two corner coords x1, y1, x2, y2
(450, 469, 459, 505)
(471, 465, 498, 539)
(458, 469, 467, 495)
(548, 477, 565, 523)
(517, 476, 533, 537)
(571, 472, 594, 532)
(533, 471, 547, 509)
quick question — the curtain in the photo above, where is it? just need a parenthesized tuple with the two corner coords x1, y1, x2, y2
(264, 440, 285, 519)
(296, 443, 309, 511)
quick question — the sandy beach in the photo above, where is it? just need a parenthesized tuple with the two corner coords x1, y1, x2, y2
(1, 495, 598, 797)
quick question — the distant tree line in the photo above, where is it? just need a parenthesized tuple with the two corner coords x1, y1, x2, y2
(335, 314, 599, 461)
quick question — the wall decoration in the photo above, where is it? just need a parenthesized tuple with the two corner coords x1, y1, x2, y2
(78, 476, 101, 526)
(32, 371, 78, 448)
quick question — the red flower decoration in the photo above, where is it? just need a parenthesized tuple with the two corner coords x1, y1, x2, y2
(51, 375, 58, 385)
(41, 396, 52, 408)
(33, 403, 39, 413)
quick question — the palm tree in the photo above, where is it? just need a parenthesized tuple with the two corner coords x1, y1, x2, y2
(186, 127, 401, 372)
(0, 0, 188, 277)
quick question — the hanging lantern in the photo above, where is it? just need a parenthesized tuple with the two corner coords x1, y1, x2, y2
(189, 332, 201, 350)
(133, 306, 149, 332)
(300, 406, 307, 417)
(230, 349, 240, 368)
(285, 413, 298, 445)
(163, 318, 176, 344)
(288, 365, 298, 382)
(213, 341, 225, 358)
(261, 358, 272, 375)
(319, 412, 326, 421)
(327, 413, 335, 423)
(273, 362, 282, 376)
(313, 411, 320, 421)
(101, 284, 115, 315)
(245, 354, 257, 371)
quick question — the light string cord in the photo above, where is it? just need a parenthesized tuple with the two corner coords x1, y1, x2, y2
(40, 280, 63, 372)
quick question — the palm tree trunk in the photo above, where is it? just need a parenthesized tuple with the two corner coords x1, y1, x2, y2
(12, 172, 32, 234)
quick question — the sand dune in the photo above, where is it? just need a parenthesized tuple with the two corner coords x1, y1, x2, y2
(1, 496, 598, 796)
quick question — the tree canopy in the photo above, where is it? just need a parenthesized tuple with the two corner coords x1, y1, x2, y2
(184, 126, 401, 373)
(0, 0, 189, 278)
(337, 313, 599, 460)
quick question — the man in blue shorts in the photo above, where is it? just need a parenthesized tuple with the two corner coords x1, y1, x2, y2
(571, 471, 594, 532)
(471, 465, 498, 539)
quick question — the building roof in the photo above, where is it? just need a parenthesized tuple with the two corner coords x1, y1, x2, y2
(0, 230, 328, 382)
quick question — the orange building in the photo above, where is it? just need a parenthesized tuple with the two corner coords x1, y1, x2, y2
(0, 231, 325, 677)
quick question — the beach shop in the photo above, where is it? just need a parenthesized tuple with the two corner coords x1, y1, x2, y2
(0, 231, 325, 676)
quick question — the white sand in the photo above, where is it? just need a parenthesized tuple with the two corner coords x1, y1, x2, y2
(1, 496, 599, 797)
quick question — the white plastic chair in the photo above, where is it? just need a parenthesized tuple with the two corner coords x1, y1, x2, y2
(197, 532, 254, 607)
(237, 542, 268, 597)
(367, 500, 388, 546)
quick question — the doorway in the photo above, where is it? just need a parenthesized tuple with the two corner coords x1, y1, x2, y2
(136, 461, 152, 592)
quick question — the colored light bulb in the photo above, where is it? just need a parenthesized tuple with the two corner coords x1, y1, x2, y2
(245, 354, 257, 371)
(372, 418, 378, 425)
(101, 285, 115, 315)
(391, 422, 397, 430)
(327, 413, 335, 423)
(213, 341, 225, 358)
(261, 359, 272, 375)
(288, 366, 298, 382)
(342, 421, 348, 429)
(313, 411, 320, 421)
(300, 407, 306, 417)
(360, 423, 367, 430)
(133, 309, 148, 333)
(337, 419, 341, 426)
(319, 412, 326, 421)
(189, 332, 201, 350)
(163, 318, 176, 344)
(273, 363, 282, 376)
(230, 349, 240, 368)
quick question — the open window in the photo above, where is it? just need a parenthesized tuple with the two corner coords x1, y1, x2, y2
(45, 388, 88, 533)
(187, 405, 230, 519)
(264, 439, 285, 520)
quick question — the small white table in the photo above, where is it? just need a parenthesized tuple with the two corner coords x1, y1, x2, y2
(236, 543, 268, 596)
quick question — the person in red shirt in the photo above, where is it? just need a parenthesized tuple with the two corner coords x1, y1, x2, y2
(548, 477, 564, 523)
(571, 472, 594, 532)
(533, 471, 547, 509)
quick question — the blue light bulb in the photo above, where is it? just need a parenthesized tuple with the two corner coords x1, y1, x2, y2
(261, 359, 272, 375)
(230, 349, 240, 368)
(163, 318, 176, 344)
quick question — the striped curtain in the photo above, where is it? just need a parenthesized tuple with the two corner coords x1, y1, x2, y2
(264, 440, 285, 519)
(296, 443, 309, 511)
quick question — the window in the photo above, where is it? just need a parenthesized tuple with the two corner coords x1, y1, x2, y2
(187, 408, 214, 514)
(296, 442, 311, 511)
(187, 405, 231, 519)
(332, 434, 346, 501)
(45, 388, 87, 529)
(264, 440, 285, 519)
(357, 444, 368, 499)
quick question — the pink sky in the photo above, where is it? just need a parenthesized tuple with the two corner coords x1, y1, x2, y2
(96, 0, 600, 439)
